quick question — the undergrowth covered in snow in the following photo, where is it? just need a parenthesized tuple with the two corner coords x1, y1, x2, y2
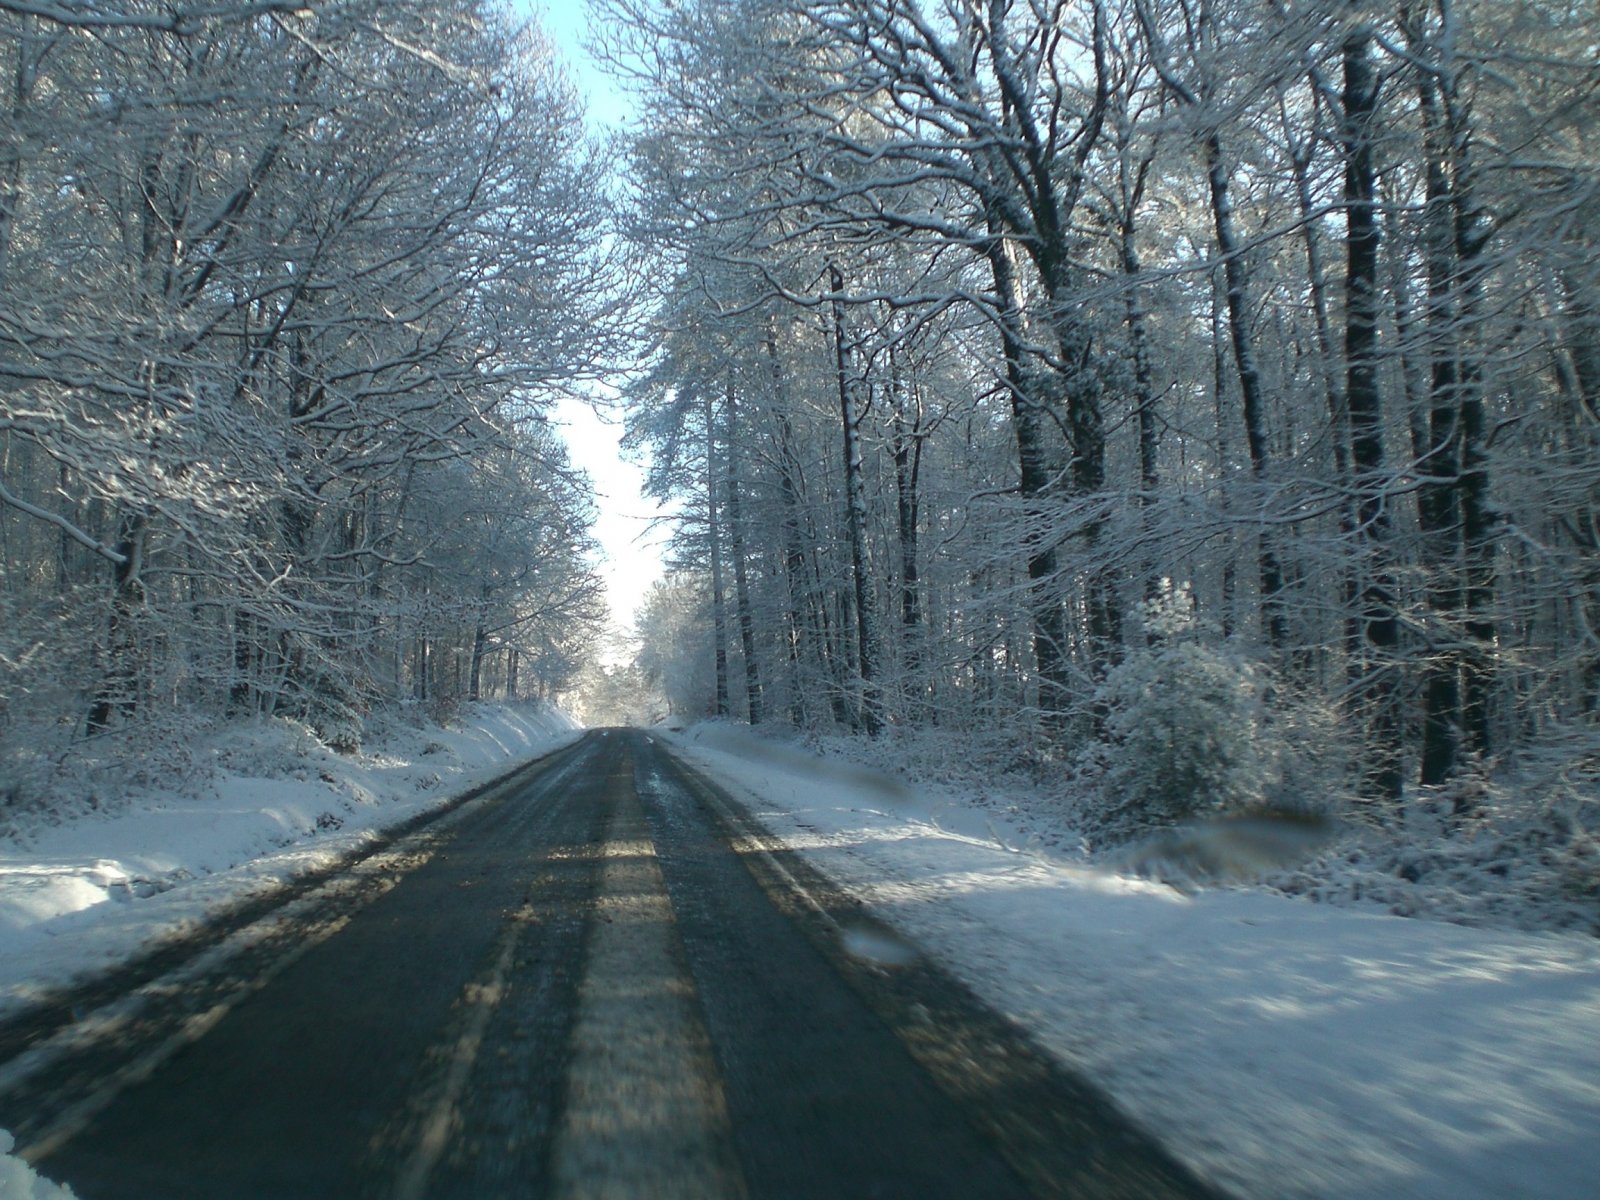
(1268, 737, 1600, 936)
(0, 703, 541, 842)
(763, 714, 1600, 938)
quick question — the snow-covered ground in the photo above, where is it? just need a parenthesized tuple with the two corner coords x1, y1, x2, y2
(665, 723, 1600, 1200)
(4, 710, 1594, 1199)
(0, 703, 580, 1020)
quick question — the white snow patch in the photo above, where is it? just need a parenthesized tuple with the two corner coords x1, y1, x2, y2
(0, 1129, 76, 1198)
(666, 724, 1600, 1200)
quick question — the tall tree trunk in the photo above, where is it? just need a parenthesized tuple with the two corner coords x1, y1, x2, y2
(812, 543, 852, 727)
(1343, 21, 1404, 803)
(1141, 0, 1283, 653)
(1411, 64, 1466, 785)
(702, 389, 730, 718)
(469, 609, 488, 702)
(231, 606, 257, 715)
(723, 379, 763, 725)
(1212, 276, 1237, 639)
(1204, 131, 1288, 652)
(1285, 80, 1359, 673)
(830, 264, 883, 736)
(89, 145, 169, 735)
(768, 320, 815, 726)
(889, 354, 924, 709)
(1119, 154, 1161, 608)
(85, 511, 147, 735)
(1555, 270, 1600, 712)
(0, 15, 42, 287)
(1403, 0, 1500, 778)
(1452, 162, 1496, 766)
(986, 227, 1071, 727)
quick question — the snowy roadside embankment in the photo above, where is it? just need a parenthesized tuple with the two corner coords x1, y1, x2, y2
(0, 703, 581, 1020)
(664, 723, 1600, 1200)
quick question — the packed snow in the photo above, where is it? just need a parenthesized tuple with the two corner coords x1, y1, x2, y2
(664, 722, 1600, 1200)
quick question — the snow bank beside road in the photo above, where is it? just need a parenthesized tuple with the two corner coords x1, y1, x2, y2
(664, 724, 1600, 1200)
(0, 703, 580, 1018)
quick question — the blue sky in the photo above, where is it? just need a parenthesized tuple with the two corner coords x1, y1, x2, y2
(518, 1, 631, 128)
(514, 2, 666, 640)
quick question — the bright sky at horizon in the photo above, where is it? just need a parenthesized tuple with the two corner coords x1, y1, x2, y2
(515, 1, 669, 637)
(550, 393, 670, 640)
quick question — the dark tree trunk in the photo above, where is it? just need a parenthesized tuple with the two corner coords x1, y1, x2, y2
(702, 389, 730, 719)
(813, 546, 852, 727)
(889, 357, 924, 707)
(0, 16, 41, 299)
(1412, 67, 1466, 786)
(766, 321, 813, 726)
(1120, 166, 1161, 608)
(231, 604, 260, 716)
(1343, 23, 1404, 803)
(1402, 2, 1501, 781)
(86, 511, 147, 735)
(469, 617, 488, 702)
(1454, 199, 1496, 765)
(1204, 131, 1288, 652)
(1288, 85, 1359, 674)
(724, 380, 763, 725)
(986, 230, 1071, 727)
(830, 264, 882, 736)
(1211, 276, 1238, 639)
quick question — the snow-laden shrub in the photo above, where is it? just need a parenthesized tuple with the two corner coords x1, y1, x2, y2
(425, 688, 462, 729)
(1082, 590, 1277, 843)
(303, 667, 365, 754)
(1271, 727, 1600, 934)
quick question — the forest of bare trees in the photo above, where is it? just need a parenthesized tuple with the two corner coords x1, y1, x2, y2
(3, 0, 1597, 849)
(0, 1, 617, 776)
(612, 0, 1600, 829)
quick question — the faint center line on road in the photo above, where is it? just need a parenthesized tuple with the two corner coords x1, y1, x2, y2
(551, 781, 747, 1200)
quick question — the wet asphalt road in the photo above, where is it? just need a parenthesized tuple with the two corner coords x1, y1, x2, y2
(0, 730, 1225, 1200)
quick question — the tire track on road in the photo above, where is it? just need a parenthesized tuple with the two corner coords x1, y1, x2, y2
(549, 739, 746, 1200)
